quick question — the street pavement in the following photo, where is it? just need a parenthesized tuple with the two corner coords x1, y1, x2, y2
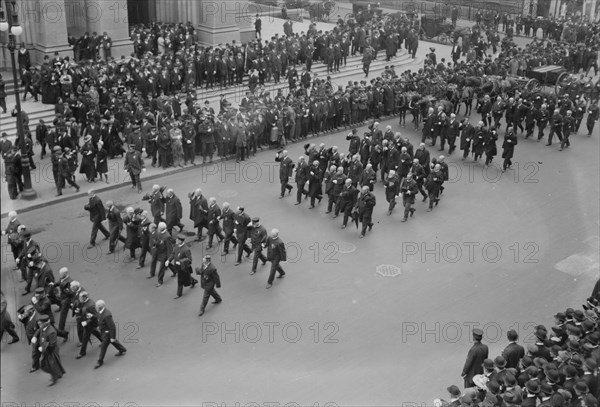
(1, 19, 599, 407)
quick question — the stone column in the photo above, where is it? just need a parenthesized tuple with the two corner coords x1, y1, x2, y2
(15, 0, 72, 65)
(195, 0, 255, 46)
(83, 0, 132, 59)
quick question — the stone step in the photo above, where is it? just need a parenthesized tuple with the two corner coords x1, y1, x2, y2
(1, 52, 418, 142)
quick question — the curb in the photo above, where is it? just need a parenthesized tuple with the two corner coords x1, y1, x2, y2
(1, 55, 422, 218)
(1, 111, 408, 219)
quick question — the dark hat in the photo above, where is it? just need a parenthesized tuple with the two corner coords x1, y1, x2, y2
(582, 319, 596, 331)
(503, 391, 517, 403)
(252, 217, 260, 223)
(526, 379, 540, 394)
(569, 354, 583, 368)
(38, 314, 50, 322)
(134, 208, 143, 215)
(23, 231, 31, 238)
(446, 385, 461, 396)
(586, 332, 599, 345)
(482, 358, 494, 370)
(584, 358, 597, 371)
(35, 287, 45, 294)
(494, 356, 507, 368)
(540, 382, 553, 395)
(503, 373, 517, 386)
(176, 233, 186, 240)
(566, 308, 575, 318)
(535, 327, 548, 341)
(525, 365, 539, 377)
(1, 132, 7, 137)
(554, 312, 566, 321)
(574, 310, 585, 321)
(472, 328, 484, 337)
(564, 365, 578, 378)
(568, 340, 580, 352)
(574, 381, 589, 394)
(546, 369, 560, 383)
(533, 357, 548, 369)
(550, 393, 565, 407)
(487, 380, 500, 394)
(429, 47, 435, 51)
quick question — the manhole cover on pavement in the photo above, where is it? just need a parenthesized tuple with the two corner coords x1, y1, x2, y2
(337, 242, 357, 254)
(376, 264, 402, 277)
(218, 190, 238, 198)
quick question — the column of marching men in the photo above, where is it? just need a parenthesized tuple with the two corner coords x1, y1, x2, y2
(273, 119, 461, 238)
(1, 212, 128, 386)
(1, 187, 290, 385)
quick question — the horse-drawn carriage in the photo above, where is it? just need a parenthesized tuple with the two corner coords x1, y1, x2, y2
(419, 14, 453, 43)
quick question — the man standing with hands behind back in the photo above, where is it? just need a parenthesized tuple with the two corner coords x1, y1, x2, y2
(461, 328, 488, 388)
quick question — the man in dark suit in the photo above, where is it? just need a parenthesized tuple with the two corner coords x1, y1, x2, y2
(206, 198, 224, 249)
(265, 228, 286, 289)
(105, 200, 126, 254)
(137, 211, 153, 269)
(145, 184, 165, 225)
(233, 206, 252, 265)
(294, 156, 309, 205)
(35, 314, 66, 386)
(150, 222, 173, 286)
(249, 217, 268, 275)
(275, 150, 294, 198)
(84, 190, 109, 247)
(188, 188, 208, 241)
(168, 234, 197, 299)
(94, 300, 127, 369)
(461, 328, 489, 388)
(355, 185, 376, 238)
(76, 291, 103, 359)
(164, 189, 184, 235)
(215, 202, 237, 256)
(197, 256, 221, 316)
(337, 178, 357, 228)
(501, 329, 525, 369)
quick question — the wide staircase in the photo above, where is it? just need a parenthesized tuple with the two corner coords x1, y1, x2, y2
(0, 50, 419, 142)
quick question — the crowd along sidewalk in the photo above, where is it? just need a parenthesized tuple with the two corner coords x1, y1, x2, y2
(0, 12, 449, 217)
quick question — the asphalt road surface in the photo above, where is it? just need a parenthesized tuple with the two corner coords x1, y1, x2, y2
(1, 109, 598, 406)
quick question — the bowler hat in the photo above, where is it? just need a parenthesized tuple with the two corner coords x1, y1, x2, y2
(494, 356, 507, 368)
(526, 380, 540, 394)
